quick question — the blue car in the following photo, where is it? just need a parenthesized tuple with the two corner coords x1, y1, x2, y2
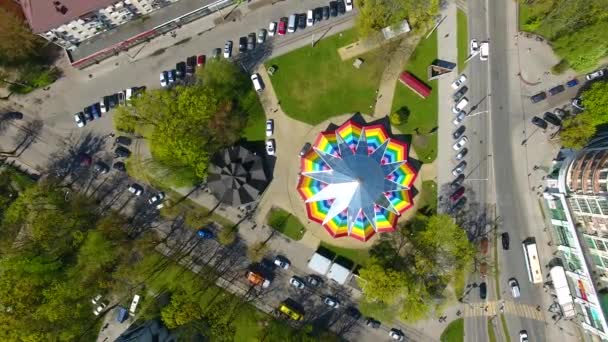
(566, 79, 579, 88)
(90, 104, 101, 119)
(197, 229, 214, 239)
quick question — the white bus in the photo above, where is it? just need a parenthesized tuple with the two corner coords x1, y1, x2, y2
(522, 240, 543, 284)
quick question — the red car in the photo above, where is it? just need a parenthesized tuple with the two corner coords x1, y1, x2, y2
(197, 55, 205, 67)
(450, 187, 465, 202)
(278, 17, 287, 35)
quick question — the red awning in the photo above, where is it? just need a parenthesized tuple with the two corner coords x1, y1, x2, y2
(399, 72, 431, 98)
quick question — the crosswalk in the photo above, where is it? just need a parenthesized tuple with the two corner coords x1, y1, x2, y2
(463, 301, 545, 321)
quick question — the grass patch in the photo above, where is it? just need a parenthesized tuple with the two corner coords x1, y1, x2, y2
(267, 207, 306, 240)
(160, 195, 235, 230)
(500, 314, 511, 342)
(419, 180, 438, 212)
(453, 261, 471, 300)
(440, 318, 464, 342)
(456, 9, 468, 72)
(265, 29, 385, 125)
(391, 30, 438, 162)
(240, 89, 266, 142)
(319, 241, 370, 267)
(487, 319, 497, 342)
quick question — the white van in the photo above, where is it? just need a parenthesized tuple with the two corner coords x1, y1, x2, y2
(307, 10, 314, 27)
(129, 294, 140, 314)
(288, 14, 296, 33)
(452, 97, 469, 113)
(251, 73, 263, 92)
(480, 41, 489, 61)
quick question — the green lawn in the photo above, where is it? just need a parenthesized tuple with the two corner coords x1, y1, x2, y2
(500, 314, 511, 342)
(457, 9, 468, 72)
(241, 89, 266, 142)
(265, 29, 386, 124)
(440, 318, 464, 342)
(319, 241, 370, 267)
(391, 31, 438, 162)
(419, 180, 438, 212)
(487, 319, 497, 342)
(267, 207, 306, 240)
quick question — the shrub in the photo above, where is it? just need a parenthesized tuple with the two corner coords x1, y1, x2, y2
(551, 59, 569, 74)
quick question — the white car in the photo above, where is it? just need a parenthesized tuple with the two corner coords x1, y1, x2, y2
(268, 22, 277, 37)
(479, 41, 489, 61)
(509, 278, 521, 298)
(452, 97, 469, 114)
(266, 139, 276, 156)
(265, 119, 274, 137)
(128, 184, 143, 196)
(345, 0, 353, 11)
(93, 301, 107, 316)
(470, 39, 479, 55)
(289, 276, 305, 289)
(148, 192, 165, 209)
(273, 256, 290, 269)
(586, 69, 604, 81)
(91, 294, 103, 305)
(251, 73, 263, 92)
(74, 112, 85, 127)
(160, 71, 167, 87)
(307, 10, 314, 27)
(452, 136, 468, 151)
(99, 99, 107, 113)
(451, 74, 467, 89)
(323, 296, 340, 308)
(452, 111, 466, 126)
(519, 330, 528, 342)
(389, 328, 404, 341)
(223, 40, 232, 58)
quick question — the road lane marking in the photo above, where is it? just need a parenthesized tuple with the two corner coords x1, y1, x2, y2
(463, 300, 545, 321)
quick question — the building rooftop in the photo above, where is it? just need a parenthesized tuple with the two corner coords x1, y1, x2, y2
(20, 0, 118, 33)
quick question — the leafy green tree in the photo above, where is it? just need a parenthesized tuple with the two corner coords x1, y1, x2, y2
(0, 8, 43, 63)
(161, 291, 204, 329)
(358, 261, 408, 303)
(581, 81, 608, 125)
(559, 115, 596, 149)
(356, 0, 438, 37)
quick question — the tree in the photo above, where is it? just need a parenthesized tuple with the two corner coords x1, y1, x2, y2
(357, 261, 408, 303)
(161, 291, 204, 329)
(356, 0, 438, 37)
(581, 81, 608, 125)
(559, 115, 596, 149)
(0, 8, 42, 63)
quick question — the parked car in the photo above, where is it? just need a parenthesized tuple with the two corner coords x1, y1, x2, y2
(548, 84, 565, 96)
(273, 256, 290, 269)
(258, 29, 266, 43)
(278, 18, 287, 35)
(114, 146, 131, 158)
(297, 13, 306, 29)
(265, 119, 274, 137)
(3, 111, 23, 120)
(337, 1, 346, 15)
(93, 301, 108, 316)
(78, 153, 92, 167)
(455, 148, 468, 161)
(167, 70, 175, 84)
(566, 79, 579, 88)
(479, 41, 489, 60)
(586, 69, 604, 81)
(323, 6, 330, 20)
(452, 136, 468, 151)
(196, 228, 214, 239)
(74, 112, 85, 127)
(90, 104, 101, 118)
(470, 39, 479, 55)
(212, 48, 222, 59)
(266, 139, 276, 156)
(247, 33, 256, 50)
(553, 108, 567, 119)
(238, 36, 247, 52)
(345, 0, 353, 11)
(530, 91, 547, 103)
(117, 91, 125, 106)
(452, 125, 466, 140)
(453, 111, 466, 126)
(543, 112, 561, 126)
(113, 162, 126, 172)
(479, 282, 487, 299)
(346, 307, 361, 319)
(289, 276, 305, 289)
(531, 116, 548, 129)
(176, 61, 186, 79)
(572, 97, 584, 110)
(450, 197, 467, 213)
(197, 55, 206, 67)
(519, 330, 529, 342)
(329, 1, 338, 17)
(306, 275, 322, 287)
(452, 97, 469, 113)
(268, 22, 277, 36)
(450, 187, 465, 202)
(450, 174, 465, 190)
(94, 161, 109, 174)
(115, 136, 132, 146)
(389, 328, 404, 341)
(224, 40, 233, 58)
(107, 94, 119, 109)
(366, 317, 381, 328)
(323, 296, 340, 309)
(509, 278, 521, 298)
(299, 142, 312, 157)
(128, 183, 143, 196)
(501, 232, 510, 250)
(83, 107, 94, 121)
(314, 7, 322, 23)
(92, 294, 103, 305)
(307, 9, 314, 27)
(148, 192, 165, 209)
(186, 56, 197, 75)
(452, 86, 468, 102)
(452, 161, 467, 176)
(99, 98, 107, 113)
(451, 74, 467, 89)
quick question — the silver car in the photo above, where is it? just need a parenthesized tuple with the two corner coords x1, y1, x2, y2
(452, 136, 468, 151)
(452, 161, 467, 176)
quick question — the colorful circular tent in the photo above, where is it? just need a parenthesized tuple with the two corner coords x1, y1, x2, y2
(296, 119, 417, 241)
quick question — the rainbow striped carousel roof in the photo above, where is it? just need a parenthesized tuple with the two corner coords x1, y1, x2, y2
(296, 119, 417, 242)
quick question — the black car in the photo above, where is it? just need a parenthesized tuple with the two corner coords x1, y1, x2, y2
(114, 146, 131, 158)
(247, 33, 256, 51)
(314, 7, 323, 23)
(543, 112, 561, 126)
(501, 232, 510, 250)
(299, 142, 312, 157)
(337, 1, 346, 15)
(93, 161, 109, 174)
(531, 116, 548, 129)
(176, 61, 187, 78)
(212, 48, 222, 59)
(479, 282, 487, 299)
(113, 161, 126, 172)
(83, 106, 94, 121)
(365, 317, 381, 329)
(298, 13, 306, 29)
(450, 196, 467, 213)
(452, 86, 468, 102)
(329, 1, 338, 17)
(239, 36, 247, 52)
(322, 6, 330, 19)
(530, 91, 547, 103)
(186, 56, 197, 75)
(115, 136, 132, 146)
(450, 174, 465, 190)
(105, 94, 118, 109)
(452, 125, 466, 140)
(4, 111, 23, 120)
(548, 84, 565, 96)
(346, 307, 362, 320)
(306, 275, 322, 287)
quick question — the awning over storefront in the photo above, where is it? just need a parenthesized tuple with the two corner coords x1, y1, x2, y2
(551, 266, 576, 318)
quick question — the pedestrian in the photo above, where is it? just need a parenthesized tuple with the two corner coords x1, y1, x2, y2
(456, 310, 461, 316)
(536, 305, 541, 311)
(444, 33, 449, 38)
